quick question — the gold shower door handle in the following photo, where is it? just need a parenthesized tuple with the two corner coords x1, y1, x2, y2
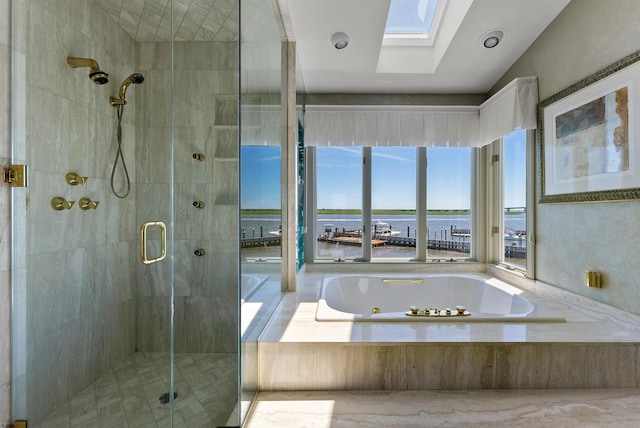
(140, 221, 167, 265)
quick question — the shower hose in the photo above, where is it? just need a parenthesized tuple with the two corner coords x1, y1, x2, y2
(111, 104, 131, 198)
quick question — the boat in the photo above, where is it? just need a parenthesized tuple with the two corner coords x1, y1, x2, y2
(504, 228, 526, 244)
(373, 221, 400, 237)
(268, 226, 282, 236)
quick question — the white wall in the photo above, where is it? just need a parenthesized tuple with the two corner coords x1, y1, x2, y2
(492, 0, 640, 314)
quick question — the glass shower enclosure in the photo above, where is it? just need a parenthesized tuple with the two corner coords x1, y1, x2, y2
(10, 0, 285, 426)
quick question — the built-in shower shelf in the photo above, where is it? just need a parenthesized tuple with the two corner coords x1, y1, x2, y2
(214, 125, 262, 131)
(214, 157, 238, 162)
(214, 125, 239, 131)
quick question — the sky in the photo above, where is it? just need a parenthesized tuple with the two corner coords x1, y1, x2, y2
(240, 146, 281, 209)
(503, 130, 527, 208)
(240, 130, 527, 210)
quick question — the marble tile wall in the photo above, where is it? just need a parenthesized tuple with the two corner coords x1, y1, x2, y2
(135, 40, 240, 353)
(0, 0, 11, 423)
(9, 0, 138, 424)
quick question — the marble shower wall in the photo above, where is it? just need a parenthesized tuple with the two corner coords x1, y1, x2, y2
(8, 0, 138, 423)
(135, 41, 239, 353)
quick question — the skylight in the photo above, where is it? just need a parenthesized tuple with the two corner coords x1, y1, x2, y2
(384, 0, 440, 35)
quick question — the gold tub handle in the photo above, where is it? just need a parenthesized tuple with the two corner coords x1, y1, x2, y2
(382, 278, 424, 284)
(140, 221, 167, 265)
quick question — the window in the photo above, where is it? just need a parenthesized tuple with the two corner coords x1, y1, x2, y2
(427, 147, 471, 258)
(371, 147, 416, 259)
(240, 146, 281, 259)
(310, 145, 472, 261)
(315, 147, 362, 260)
(385, 0, 440, 35)
(502, 130, 527, 269)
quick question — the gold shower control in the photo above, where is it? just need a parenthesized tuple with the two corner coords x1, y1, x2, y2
(79, 198, 100, 210)
(193, 200, 205, 209)
(194, 248, 206, 256)
(193, 153, 206, 161)
(51, 197, 75, 210)
(66, 172, 88, 185)
(585, 270, 602, 288)
(4, 164, 28, 187)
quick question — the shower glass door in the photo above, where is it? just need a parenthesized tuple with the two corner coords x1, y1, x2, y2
(10, 0, 241, 426)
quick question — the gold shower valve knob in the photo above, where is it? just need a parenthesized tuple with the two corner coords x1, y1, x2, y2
(51, 197, 75, 210)
(79, 198, 100, 210)
(66, 172, 88, 185)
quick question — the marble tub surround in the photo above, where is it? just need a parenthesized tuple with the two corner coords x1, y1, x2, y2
(244, 389, 640, 427)
(257, 265, 640, 390)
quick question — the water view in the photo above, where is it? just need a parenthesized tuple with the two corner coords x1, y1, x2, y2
(240, 212, 526, 260)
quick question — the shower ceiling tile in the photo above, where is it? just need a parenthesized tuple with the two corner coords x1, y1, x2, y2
(95, 0, 239, 42)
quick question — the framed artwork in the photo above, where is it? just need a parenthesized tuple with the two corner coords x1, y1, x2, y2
(538, 51, 640, 203)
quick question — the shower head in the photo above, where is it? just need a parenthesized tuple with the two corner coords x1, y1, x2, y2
(67, 57, 109, 85)
(110, 73, 145, 106)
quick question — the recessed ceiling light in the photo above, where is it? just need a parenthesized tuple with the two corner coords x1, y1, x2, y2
(330, 32, 350, 50)
(480, 29, 504, 49)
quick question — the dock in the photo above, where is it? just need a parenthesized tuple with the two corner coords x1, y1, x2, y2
(317, 227, 525, 258)
(241, 236, 280, 248)
(317, 235, 387, 247)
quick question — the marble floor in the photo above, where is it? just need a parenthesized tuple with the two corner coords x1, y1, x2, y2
(244, 388, 640, 427)
(34, 352, 238, 428)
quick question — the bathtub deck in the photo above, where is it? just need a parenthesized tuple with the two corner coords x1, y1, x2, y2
(257, 264, 640, 390)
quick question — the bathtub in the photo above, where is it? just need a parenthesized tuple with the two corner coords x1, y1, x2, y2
(316, 274, 565, 322)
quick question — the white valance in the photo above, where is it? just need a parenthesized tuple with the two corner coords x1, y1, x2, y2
(302, 77, 538, 148)
(479, 76, 538, 145)
(304, 105, 481, 147)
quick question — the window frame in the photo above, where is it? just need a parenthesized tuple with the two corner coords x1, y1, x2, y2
(490, 129, 535, 278)
(306, 145, 475, 263)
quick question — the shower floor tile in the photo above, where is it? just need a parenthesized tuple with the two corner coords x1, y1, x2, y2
(33, 352, 238, 428)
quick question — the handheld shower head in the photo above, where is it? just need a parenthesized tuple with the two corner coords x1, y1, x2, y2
(67, 57, 109, 85)
(110, 73, 145, 106)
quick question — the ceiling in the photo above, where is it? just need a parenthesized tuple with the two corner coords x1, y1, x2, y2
(95, 0, 572, 95)
(278, 0, 571, 94)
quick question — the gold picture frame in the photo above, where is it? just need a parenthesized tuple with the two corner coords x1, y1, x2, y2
(538, 50, 640, 203)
